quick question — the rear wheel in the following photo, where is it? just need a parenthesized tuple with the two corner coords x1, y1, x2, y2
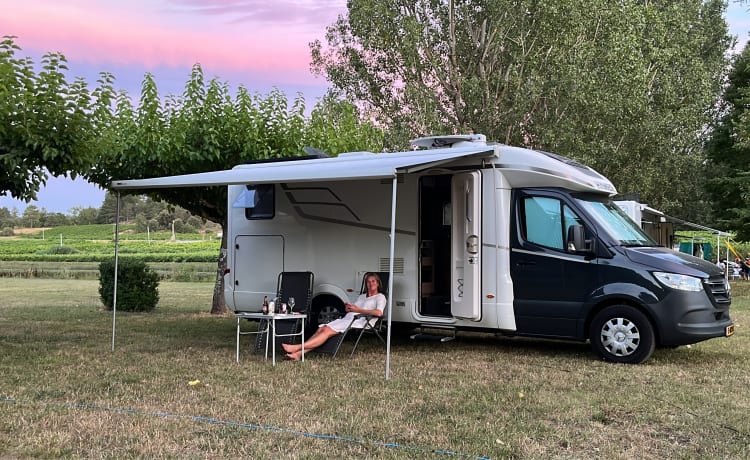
(589, 305, 655, 364)
(308, 295, 344, 335)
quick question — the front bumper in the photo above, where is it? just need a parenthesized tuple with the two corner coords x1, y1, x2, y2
(652, 287, 732, 346)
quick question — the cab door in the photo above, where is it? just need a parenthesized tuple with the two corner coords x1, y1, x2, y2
(510, 191, 599, 338)
(451, 171, 481, 320)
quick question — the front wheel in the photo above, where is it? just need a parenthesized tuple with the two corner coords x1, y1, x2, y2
(589, 305, 655, 364)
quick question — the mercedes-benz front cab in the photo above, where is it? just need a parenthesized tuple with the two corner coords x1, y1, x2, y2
(511, 189, 733, 364)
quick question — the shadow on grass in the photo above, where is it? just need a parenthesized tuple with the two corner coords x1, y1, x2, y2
(334, 327, 594, 363)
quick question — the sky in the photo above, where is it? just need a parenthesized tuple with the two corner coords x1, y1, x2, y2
(1, 0, 749, 216)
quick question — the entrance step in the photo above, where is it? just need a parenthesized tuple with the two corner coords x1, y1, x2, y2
(410, 323, 457, 342)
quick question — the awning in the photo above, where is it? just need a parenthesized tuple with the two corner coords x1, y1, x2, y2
(110, 145, 497, 190)
(109, 143, 498, 380)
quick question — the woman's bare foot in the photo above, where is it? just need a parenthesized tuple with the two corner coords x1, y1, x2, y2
(282, 343, 300, 353)
(285, 351, 302, 361)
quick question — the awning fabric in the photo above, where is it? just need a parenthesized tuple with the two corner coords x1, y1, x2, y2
(109, 143, 497, 380)
(110, 145, 497, 190)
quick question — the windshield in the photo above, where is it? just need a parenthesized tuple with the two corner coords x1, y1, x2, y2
(575, 198, 657, 246)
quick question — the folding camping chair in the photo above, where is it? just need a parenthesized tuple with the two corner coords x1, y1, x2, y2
(315, 271, 389, 358)
(254, 271, 314, 354)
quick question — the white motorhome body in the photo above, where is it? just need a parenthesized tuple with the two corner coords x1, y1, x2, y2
(220, 136, 614, 333)
(112, 134, 732, 364)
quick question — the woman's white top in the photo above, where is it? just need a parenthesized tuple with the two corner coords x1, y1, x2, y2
(323, 292, 386, 332)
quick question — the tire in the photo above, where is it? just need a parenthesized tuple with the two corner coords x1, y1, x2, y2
(308, 295, 345, 335)
(589, 305, 655, 364)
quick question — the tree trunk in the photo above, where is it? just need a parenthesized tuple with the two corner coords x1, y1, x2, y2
(210, 224, 228, 315)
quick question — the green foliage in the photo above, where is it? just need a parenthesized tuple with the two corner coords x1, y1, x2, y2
(0, 261, 215, 281)
(0, 36, 117, 201)
(312, 0, 730, 222)
(0, 206, 16, 228)
(84, 66, 384, 313)
(16, 223, 127, 240)
(1, 227, 13, 236)
(98, 258, 159, 312)
(186, 215, 203, 229)
(705, 41, 750, 241)
(69, 206, 99, 225)
(0, 223, 220, 262)
(40, 245, 79, 255)
(86, 66, 384, 230)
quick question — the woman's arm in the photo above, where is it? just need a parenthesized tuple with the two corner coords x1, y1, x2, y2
(344, 294, 383, 316)
(344, 303, 382, 316)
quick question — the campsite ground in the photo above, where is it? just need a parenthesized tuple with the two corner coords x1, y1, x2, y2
(1, 279, 748, 458)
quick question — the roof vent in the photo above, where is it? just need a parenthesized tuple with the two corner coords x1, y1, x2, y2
(410, 133, 487, 149)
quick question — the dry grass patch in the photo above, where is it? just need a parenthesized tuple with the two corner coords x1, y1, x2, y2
(1, 279, 749, 458)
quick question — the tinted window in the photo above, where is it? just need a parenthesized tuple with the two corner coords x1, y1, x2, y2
(523, 196, 564, 249)
(522, 196, 583, 251)
(238, 184, 275, 220)
(575, 199, 655, 246)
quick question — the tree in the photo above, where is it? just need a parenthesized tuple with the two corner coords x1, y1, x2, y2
(97, 192, 140, 224)
(40, 212, 69, 227)
(0, 207, 16, 229)
(705, 42, 750, 240)
(22, 205, 40, 228)
(70, 206, 100, 225)
(311, 0, 731, 221)
(87, 65, 384, 314)
(0, 36, 115, 201)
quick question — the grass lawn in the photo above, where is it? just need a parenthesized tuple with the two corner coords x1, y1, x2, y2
(1, 279, 749, 458)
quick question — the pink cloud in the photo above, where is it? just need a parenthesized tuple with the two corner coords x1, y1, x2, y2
(0, 0, 344, 84)
(165, 0, 346, 29)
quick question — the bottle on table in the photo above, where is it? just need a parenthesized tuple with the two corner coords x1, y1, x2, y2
(262, 295, 269, 315)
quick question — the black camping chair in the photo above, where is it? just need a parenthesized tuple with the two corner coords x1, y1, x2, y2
(314, 271, 389, 358)
(254, 271, 314, 354)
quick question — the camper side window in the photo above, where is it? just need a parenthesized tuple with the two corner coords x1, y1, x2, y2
(521, 196, 581, 251)
(243, 184, 275, 220)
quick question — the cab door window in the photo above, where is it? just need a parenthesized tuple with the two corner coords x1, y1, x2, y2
(521, 196, 582, 252)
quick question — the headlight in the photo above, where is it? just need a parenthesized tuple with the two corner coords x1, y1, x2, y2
(653, 272, 703, 292)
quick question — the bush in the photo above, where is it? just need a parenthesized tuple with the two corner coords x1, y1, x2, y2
(186, 215, 203, 229)
(1, 227, 13, 236)
(98, 258, 159, 312)
(40, 245, 80, 255)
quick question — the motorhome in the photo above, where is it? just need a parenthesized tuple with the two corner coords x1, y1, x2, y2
(112, 134, 733, 364)
(614, 200, 675, 249)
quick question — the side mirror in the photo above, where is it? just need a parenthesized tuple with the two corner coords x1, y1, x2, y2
(567, 225, 594, 254)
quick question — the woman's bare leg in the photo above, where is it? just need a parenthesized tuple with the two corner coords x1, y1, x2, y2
(283, 325, 339, 357)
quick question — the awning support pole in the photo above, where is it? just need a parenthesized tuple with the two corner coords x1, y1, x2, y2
(386, 175, 397, 380)
(111, 192, 121, 351)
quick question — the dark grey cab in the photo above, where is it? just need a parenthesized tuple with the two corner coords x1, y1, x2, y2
(510, 188, 733, 364)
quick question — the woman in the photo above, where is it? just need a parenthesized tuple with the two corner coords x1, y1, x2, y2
(282, 272, 386, 360)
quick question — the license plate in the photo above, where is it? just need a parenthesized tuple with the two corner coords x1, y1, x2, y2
(726, 325, 735, 337)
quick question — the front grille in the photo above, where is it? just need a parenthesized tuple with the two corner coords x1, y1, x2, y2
(706, 275, 730, 306)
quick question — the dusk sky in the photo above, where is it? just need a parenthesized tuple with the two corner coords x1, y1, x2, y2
(1, 0, 749, 215)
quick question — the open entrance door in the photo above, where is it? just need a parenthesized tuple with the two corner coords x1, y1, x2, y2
(451, 172, 481, 320)
(418, 175, 452, 317)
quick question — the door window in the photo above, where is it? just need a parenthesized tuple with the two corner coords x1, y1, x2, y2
(521, 196, 582, 251)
